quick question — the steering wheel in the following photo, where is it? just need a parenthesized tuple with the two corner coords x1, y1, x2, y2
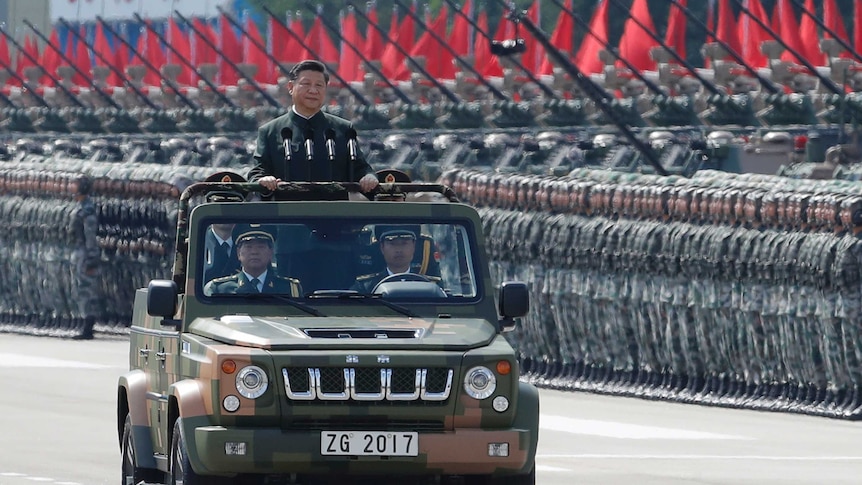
(371, 273, 432, 293)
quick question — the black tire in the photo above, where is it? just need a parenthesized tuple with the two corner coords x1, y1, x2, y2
(122, 413, 157, 485)
(169, 418, 211, 485)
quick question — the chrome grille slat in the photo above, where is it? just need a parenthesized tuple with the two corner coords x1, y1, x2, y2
(282, 367, 453, 402)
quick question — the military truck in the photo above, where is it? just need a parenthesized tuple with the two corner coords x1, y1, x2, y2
(118, 180, 538, 485)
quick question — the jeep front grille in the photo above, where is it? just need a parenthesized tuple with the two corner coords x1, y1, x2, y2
(283, 367, 453, 402)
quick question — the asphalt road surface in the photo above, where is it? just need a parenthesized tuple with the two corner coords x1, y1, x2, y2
(1, 333, 861, 485)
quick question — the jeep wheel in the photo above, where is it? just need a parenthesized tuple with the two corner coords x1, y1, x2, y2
(122, 413, 156, 485)
(170, 418, 224, 485)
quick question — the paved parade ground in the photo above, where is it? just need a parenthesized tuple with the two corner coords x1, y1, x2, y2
(1, 333, 861, 485)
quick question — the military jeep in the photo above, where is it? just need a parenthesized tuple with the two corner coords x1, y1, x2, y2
(118, 181, 538, 484)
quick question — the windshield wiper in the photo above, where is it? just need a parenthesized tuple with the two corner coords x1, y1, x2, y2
(218, 293, 325, 317)
(308, 290, 418, 318)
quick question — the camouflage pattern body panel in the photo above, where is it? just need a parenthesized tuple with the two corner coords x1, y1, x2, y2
(120, 188, 538, 479)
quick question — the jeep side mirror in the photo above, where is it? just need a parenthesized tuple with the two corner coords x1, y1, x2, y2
(498, 281, 529, 332)
(147, 280, 179, 327)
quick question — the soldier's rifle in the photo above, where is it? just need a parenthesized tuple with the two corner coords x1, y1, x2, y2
(0, 25, 83, 108)
(491, 1, 668, 176)
(56, 18, 158, 111)
(292, 2, 414, 105)
(346, 0, 463, 104)
(601, 0, 724, 97)
(790, 0, 862, 65)
(96, 16, 198, 110)
(731, 0, 842, 95)
(130, 13, 238, 108)
(666, 0, 780, 95)
(23, 19, 125, 110)
(389, 0, 510, 102)
(173, 10, 280, 108)
(258, 5, 373, 106)
(440, 0, 558, 100)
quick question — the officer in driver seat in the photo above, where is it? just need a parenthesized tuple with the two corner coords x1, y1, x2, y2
(355, 169, 442, 278)
(351, 227, 441, 293)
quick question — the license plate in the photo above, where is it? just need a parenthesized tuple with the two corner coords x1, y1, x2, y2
(320, 431, 419, 456)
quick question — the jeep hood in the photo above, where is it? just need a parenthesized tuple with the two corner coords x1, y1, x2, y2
(188, 315, 497, 351)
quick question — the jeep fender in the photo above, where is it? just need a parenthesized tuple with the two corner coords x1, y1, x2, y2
(512, 381, 540, 474)
(117, 370, 158, 469)
(169, 379, 216, 475)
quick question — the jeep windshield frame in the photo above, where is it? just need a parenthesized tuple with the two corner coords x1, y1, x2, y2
(179, 185, 494, 324)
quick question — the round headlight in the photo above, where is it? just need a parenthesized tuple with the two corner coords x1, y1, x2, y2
(223, 395, 240, 412)
(236, 365, 268, 399)
(492, 396, 509, 412)
(463, 366, 496, 400)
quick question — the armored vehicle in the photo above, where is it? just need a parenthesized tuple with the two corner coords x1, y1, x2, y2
(118, 180, 538, 484)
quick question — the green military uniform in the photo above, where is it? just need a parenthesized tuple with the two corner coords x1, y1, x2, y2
(204, 230, 303, 297)
(206, 271, 302, 296)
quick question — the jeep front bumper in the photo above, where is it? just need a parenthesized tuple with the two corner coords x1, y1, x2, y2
(189, 426, 534, 476)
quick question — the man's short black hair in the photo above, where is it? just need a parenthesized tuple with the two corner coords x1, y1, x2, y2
(289, 59, 331, 84)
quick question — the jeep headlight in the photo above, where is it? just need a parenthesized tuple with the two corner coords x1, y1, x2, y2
(236, 365, 268, 399)
(463, 366, 496, 400)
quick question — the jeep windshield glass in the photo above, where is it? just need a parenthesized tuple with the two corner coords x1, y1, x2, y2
(199, 218, 478, 301)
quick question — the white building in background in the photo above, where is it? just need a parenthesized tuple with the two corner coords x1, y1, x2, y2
(49, 0, 229, 21)
(1, 0, 51, 38)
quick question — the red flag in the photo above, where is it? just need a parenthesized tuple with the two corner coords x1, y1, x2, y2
(393, 2, 417, 80)
(144, 22, 167, 86)
(242, 13, 272, 84)
(797, 0, 823, 66)
(773, 0, 805, 65)
(539, 0, 574, 75)
(737, 0, 771, 68)
(286, 13, 310, 63)
(40, 28, 64, 86)
(168, 19, 194, 85)
(380, 4, 416, 81)
(663, 0, 687, 64)
(475, 11, 501, 78)
(448, 0, 471, 59)
(363, 4, 384, 63)
(520, 1, 545, 74)
(92, 22, 119, 86)
(408, 6, 452, 80)
(304, 9, 339, 65)
(193, 18, 218, 66)
(481, 13, 513, 78)
(73, 26, 92, 87)
(339, 9, 364, 83)
(219, 13, 242, 85)
(574, 0, 608, 75)
(0, 31, 9, 77)
(714, 0, 740, 59)
(617, 0, 660, 72)
(111, 24, 130, 88)
(15, 34, 37, 84)
(855, 2, 862, 58)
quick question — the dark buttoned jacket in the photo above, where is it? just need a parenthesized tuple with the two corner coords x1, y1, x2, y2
(203, 229, 240, 283)
(248, 110, 373, 183)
